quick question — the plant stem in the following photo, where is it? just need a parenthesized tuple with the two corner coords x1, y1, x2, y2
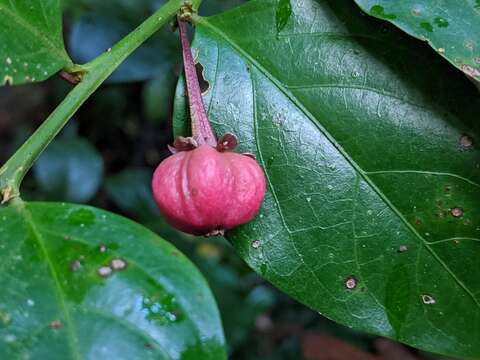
(0, 0, 203, 204)
(178, 18, 217, 147)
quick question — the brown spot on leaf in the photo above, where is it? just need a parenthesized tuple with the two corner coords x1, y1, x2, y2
(344, 275, 357, 290)
(50, 320, 61, 329)
(450, 207, 464, 218)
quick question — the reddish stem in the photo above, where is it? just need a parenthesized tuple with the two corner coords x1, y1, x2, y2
(178, 17, 217, 147)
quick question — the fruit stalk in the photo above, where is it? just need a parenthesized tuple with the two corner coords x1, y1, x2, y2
(178, 17, 217, 147)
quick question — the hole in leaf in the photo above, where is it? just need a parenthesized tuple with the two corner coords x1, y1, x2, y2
(195, 62, 210, 95)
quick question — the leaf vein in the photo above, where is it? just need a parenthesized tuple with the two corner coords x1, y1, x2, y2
(201, 19, 480, 308)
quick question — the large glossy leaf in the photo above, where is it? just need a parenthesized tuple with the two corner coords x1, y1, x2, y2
(352, 0, 480, 82)
(173, 0, 480, 357)
(0, 201, 226, 359)
(0, 0, 72, 86)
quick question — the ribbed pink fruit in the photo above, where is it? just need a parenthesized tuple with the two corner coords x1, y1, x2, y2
(152, 145, 266, 235)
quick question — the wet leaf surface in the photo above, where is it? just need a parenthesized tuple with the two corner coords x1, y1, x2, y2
(173, 0, 480, 357)
(0, 201, 226, 359)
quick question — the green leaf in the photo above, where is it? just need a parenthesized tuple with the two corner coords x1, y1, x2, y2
(197, 0, 247, 16)
(276, 0, 292, 33)
(0, 0, 72, 86)
(33, 138, 104, 203)
(352, 0, 480, 82)
(173, 0, 480, 357)
(0, 201, 226, 359)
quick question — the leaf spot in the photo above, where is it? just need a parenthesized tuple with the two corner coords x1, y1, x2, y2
(5, 57, 11, 65)
(110, 258, 127, 271)
(344, 275, 357, 290)
(49, 320, 61, 329)
(98, 266, 113, 278)
(450, 207, 464, 218)
(422, 294, 436, 305)
(398, 245, 408, 253)
(252, 239, 261, 249)
(98, 244, 107, 253)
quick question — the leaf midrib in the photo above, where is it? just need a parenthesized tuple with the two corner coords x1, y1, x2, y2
(251, 70, 349, 310)
(18, 203, 81, 360)
(198, 17, 480, 308)
(36, 227, 206, 359)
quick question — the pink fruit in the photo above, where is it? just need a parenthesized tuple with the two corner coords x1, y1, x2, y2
(152, 144, 266, 235)
(151, 16, 266, 235)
